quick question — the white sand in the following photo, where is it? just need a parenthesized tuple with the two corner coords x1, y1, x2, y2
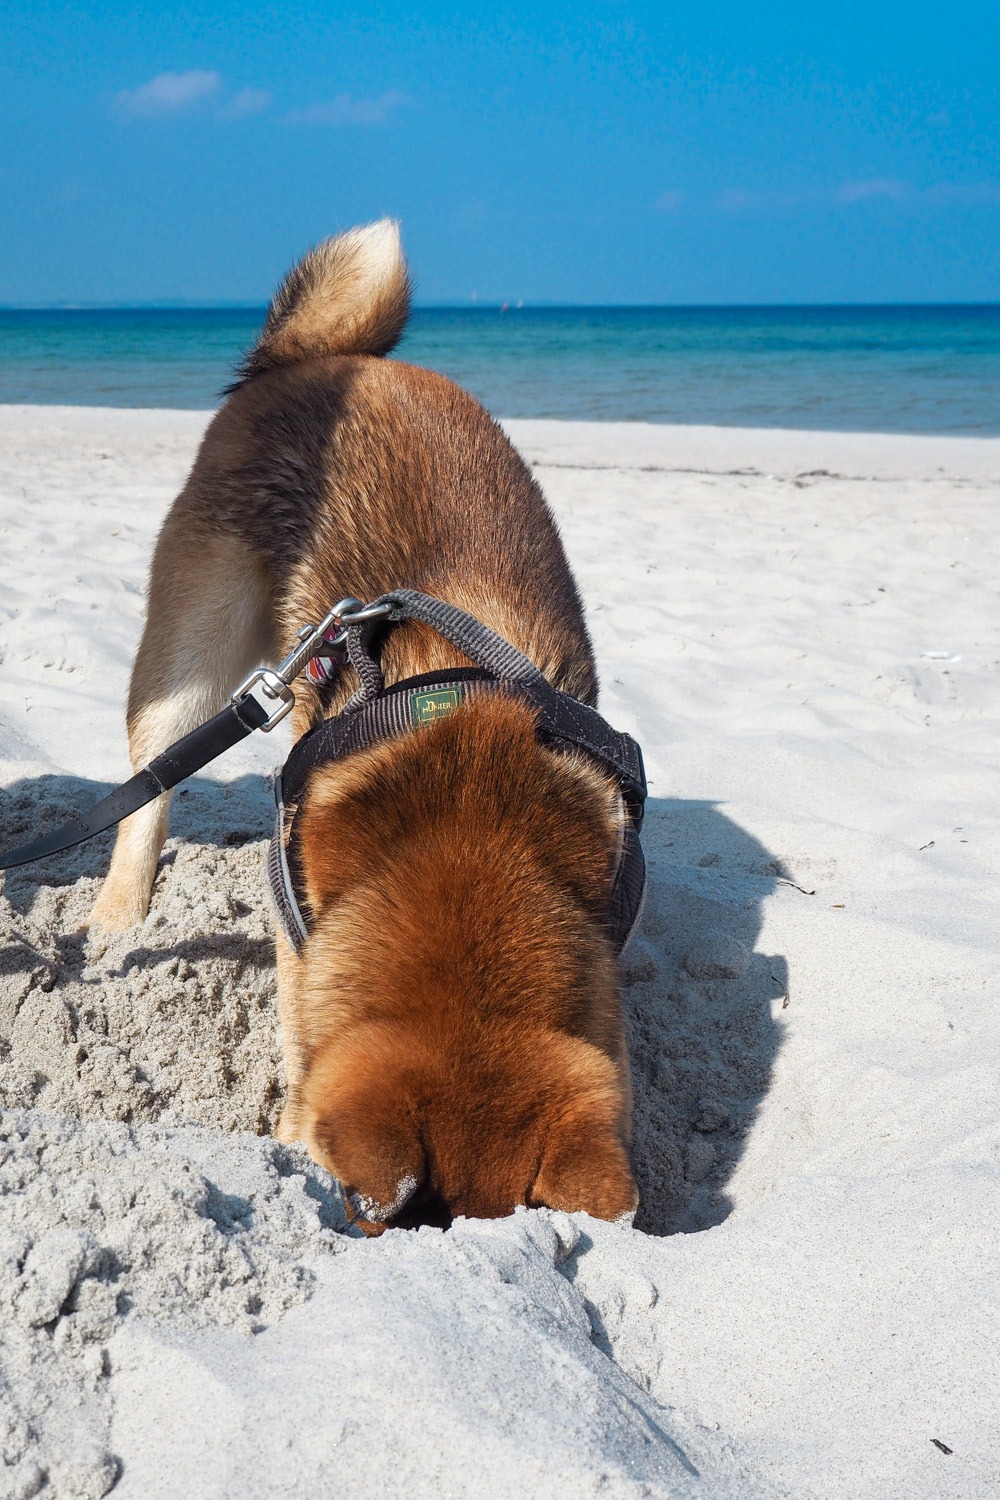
(1, 405, 997, 1498)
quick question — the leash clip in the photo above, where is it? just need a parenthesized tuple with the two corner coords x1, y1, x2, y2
(231, 667, 296, 731)
(231, 597, 394, 730)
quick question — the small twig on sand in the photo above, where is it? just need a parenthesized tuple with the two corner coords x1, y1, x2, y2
(776, 878, 816, 895)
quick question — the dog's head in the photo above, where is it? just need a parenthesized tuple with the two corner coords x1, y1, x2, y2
(291, 694, 638, 1232)
(300, 1020, 637, 1231)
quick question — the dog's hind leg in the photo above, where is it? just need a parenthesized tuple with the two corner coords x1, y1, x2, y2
(90, 522, 276, 932)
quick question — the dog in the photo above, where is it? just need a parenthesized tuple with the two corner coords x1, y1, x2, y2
(90, 221, 639, 1231)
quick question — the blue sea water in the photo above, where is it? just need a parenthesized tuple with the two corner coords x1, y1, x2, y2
(1, 305, 998, 434)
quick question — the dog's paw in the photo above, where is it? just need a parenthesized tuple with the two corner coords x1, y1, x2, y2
(87, 884, 150, 933)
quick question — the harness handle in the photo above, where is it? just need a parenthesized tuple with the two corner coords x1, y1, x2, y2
(344, 590, 548, 705)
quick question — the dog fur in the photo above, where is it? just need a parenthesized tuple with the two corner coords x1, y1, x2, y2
(91, 220, 638, 1230)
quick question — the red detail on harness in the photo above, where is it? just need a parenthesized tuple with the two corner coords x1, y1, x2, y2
(306, 656, 334, 684)
(305, 622, 347, 685)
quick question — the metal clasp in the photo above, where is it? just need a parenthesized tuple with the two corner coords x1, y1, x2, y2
(231, 667, 296, 731)
(277, 597, 395, 678)
(231, 595, 395, 730)
(333, 597, 394, 627)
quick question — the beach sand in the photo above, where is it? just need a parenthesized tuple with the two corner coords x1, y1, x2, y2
(1, 405, 998, 1497)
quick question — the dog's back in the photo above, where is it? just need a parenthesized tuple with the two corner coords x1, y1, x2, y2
(174, 220, 598, 717)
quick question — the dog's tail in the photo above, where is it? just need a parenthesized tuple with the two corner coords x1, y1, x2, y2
(233, 219, 411, 384)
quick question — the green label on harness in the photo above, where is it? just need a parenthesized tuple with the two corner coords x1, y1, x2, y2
(410, 686, 464, 727)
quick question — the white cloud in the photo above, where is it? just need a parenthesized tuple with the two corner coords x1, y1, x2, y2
(716, 187, 761, 211)
(221, 87, 272, 119)
(285, 91, 408, 127)
(837, 179, 1000, 208)
(837, 178, 908, 204)
(115, 70, 222, 117)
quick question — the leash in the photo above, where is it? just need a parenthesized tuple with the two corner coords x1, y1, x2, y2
(0, 596, 386, 871)
(0, 590, 647, 955)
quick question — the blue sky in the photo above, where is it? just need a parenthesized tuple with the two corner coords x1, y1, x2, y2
(1, 1, 998, 305)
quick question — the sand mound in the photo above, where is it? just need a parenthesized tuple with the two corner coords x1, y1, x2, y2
(0, 1113, 346, 1499)
(1, 787, 778, 1237)
(0, 777, 787, 1498)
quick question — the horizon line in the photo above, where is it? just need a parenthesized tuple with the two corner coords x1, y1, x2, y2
(2, 299, 1000, 314)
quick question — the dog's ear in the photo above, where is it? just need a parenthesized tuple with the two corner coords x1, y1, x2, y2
(300, 1026, 425, 1234)
(312, 1101, 423, 1235)
(525, 1032, 638, 1223)
(531, 1113, 638, 1224)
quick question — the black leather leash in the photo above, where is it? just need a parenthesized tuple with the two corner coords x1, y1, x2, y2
(0, 696, 270, 870)
(0, 594, 376, 872)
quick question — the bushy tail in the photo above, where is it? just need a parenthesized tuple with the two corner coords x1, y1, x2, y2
(235, 219, 411, 383)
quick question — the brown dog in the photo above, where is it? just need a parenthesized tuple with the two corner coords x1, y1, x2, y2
(91, 221, 639, 1230)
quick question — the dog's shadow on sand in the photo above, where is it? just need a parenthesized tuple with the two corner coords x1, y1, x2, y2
(624, 797, 789, 1238)
(2, 776, 786, 1241)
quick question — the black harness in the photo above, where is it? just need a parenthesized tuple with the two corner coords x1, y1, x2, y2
(269, 664, 647, 956)
(0, 591, 647, 956)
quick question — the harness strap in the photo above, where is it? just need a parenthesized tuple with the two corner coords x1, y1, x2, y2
(521, 682, 646, 829)
(608, 820, 647, 948)
(0, 696, 269, 871)
(270, 665, 647, 958)
(282, 669, 645, 822)
(336, 588, 643, 817)
(267, 772, 310, 950)
(372, 590, 548, 692)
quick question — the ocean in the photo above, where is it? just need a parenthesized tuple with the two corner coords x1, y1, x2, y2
(1, 305, 998, 433)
